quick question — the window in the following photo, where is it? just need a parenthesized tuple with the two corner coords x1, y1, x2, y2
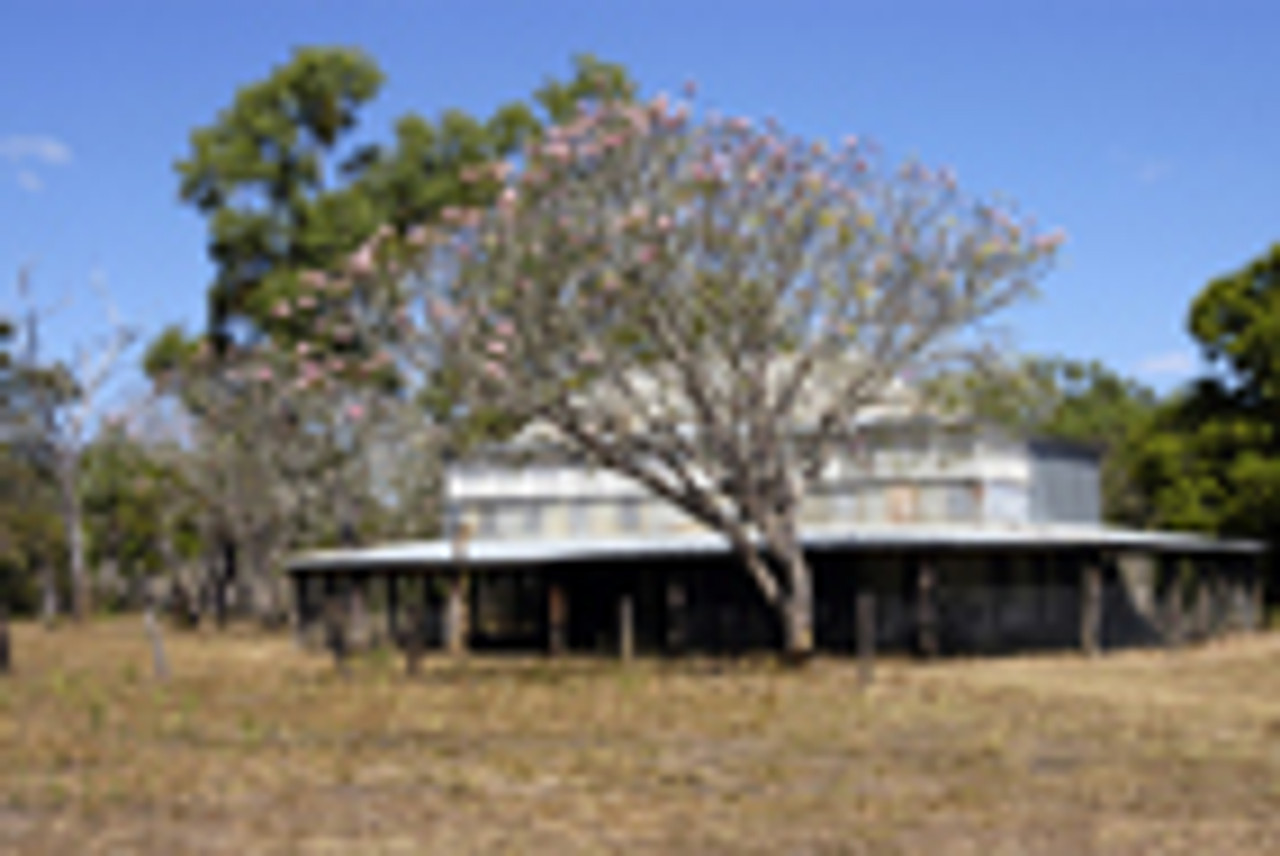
(617, 499, 643, 533)
(945, 484, 978, 522)
(570, 501, 590, 534)
(522, 503, 543, 536)
(475, 504, 497, 538)
(863, 487, 887, 522)
(918, 485, 948, 522)
(830, 490, 858, 523)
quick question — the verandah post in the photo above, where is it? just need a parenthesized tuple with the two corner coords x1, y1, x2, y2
(386, 572, 400, 645)
(1080, 556, 1103, 657)
(548, 579, 568, 656)
(856, 584, 876, 689)
(619, 593, 635, 662)
(916, 559, 939, 659)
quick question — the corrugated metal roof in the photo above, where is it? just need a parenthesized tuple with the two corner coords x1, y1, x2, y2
(287, 523, 1265, 573)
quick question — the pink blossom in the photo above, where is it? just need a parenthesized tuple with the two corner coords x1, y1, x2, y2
(1035, 229, 1067, 251)
(255, 366, 273, 383)
(655, 214, 672, 232)
(348, 242, 376, 276)
(297, 295, 317, 310)
(494, 318, 516, 338)
(346, 403, 365, 422)
(272, 302, 293, 319)
(486, 339, 508, 356)
(637, 244, 658, 264)
(300, 270, 327, 290)
(628, 108, 652, 134)
(482, 360, 507, 381)
(580, 344, 602, 365)
(295, 342, 312, 356)
(542, 140, 571, 162)
(498, 186, 519, 210)
(407, 225, 431, 246)
(428, 297, 455, 323)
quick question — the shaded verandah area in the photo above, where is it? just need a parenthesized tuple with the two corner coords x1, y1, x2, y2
(287, 530, 1266, 659)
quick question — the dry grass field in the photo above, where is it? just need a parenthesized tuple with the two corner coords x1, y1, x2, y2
(0, 620, 1278, 854)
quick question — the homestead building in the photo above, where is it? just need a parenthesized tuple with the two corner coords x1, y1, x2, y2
(287, 388, 1265, 657)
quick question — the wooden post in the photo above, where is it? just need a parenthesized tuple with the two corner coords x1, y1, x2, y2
(1194, 565, 1211, 640)
(350, 576, 368, 649)
(0, 605, 10, 675)
(386, 573, 400, 645)
(1080, 560, 1102, 657)
(916, 560, 938, 659)
(1168, 555, 1187, 648)
(143, 598, 170, 681)
(404, 602, 425, 677)
(291, 573, 306, 647)
(547, 580, 568, 656)
(324, 592, 348, 676)
(666, 576, 686, 654)
(857, 588, 876, 689)
(619, 594, 635, 662)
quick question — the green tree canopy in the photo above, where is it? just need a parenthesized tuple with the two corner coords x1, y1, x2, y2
(1135, 243, 1280, 547)
(177, 48, 635, 354)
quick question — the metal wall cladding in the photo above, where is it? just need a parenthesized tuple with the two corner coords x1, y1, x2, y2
(1028, 440, 1102, 524)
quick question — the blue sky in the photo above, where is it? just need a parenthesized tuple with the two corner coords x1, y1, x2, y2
(3, 0, 1278, 394)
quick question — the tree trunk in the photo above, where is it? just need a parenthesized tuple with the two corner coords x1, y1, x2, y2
(215, 538, 237, 629)
(40, 565, 58, 629)
(778, 538, 815, 661)
(67, 487, 89, 621)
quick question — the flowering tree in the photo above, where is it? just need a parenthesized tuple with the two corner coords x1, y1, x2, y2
(333, 89, 1063, 657)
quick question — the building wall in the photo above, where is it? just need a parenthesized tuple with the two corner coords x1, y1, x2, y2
(445, 423, 1101, 541)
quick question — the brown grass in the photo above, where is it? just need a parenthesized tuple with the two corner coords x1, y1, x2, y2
(1, 621, 1278, 854)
